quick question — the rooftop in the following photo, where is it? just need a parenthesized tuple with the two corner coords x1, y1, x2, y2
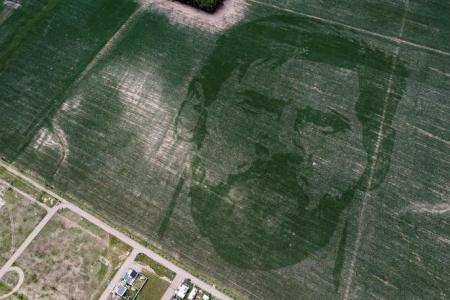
(114, 284, 127, 297)
(123, 269, 139, 285)
(176, 284, 190, 299)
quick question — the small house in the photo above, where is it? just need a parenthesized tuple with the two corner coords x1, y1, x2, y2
(176, 283, 190, 299)
(114, 284, 128, 298)
(123, 269, 139, 286)
(187, 287, 198, 300)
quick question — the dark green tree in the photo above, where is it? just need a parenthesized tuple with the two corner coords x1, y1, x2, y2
(175, 0, 224, 13)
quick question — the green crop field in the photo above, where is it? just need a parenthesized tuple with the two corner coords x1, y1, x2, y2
(0, 0, 449, 299)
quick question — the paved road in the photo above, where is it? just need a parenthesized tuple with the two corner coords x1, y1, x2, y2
(98, 249, 139, 300)
(0, 161, 232, 300)
(161, 274, 184, 300)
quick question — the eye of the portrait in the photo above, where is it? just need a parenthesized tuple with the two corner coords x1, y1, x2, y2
(236, 90, 289, 119)
(296, 106, 351, 134)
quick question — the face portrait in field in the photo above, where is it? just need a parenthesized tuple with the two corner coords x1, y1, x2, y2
(176, 15, 406, 270)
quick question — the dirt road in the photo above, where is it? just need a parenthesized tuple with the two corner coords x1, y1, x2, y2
(161, 274, 184, 300)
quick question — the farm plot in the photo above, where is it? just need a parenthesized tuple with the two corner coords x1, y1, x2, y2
(0, 181, 46, 267)
(0, 0, 20, 25)
(0, 0, 138, 165)
(0, 0, 449, 299)
(338, 44, 450, 300)
(1, 209, 131, 300)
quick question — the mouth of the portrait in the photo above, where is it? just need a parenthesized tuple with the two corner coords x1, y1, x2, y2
(191, 181, 349, 268)
(190, 151, 359, 270)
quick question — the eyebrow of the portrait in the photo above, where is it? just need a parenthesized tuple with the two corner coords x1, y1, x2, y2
(296, 106, 351, 134)
(236, 90, 290, 118)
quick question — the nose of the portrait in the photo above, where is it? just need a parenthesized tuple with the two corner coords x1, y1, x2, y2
(175, 77, 209, 144)
(175, 100, 200, 144)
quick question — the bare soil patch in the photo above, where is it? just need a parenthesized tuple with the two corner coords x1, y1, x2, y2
(2, 209, 131, 300)
(0, 183, 46, 266)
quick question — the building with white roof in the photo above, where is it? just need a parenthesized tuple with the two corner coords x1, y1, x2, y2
(176, 283, 190, 299)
